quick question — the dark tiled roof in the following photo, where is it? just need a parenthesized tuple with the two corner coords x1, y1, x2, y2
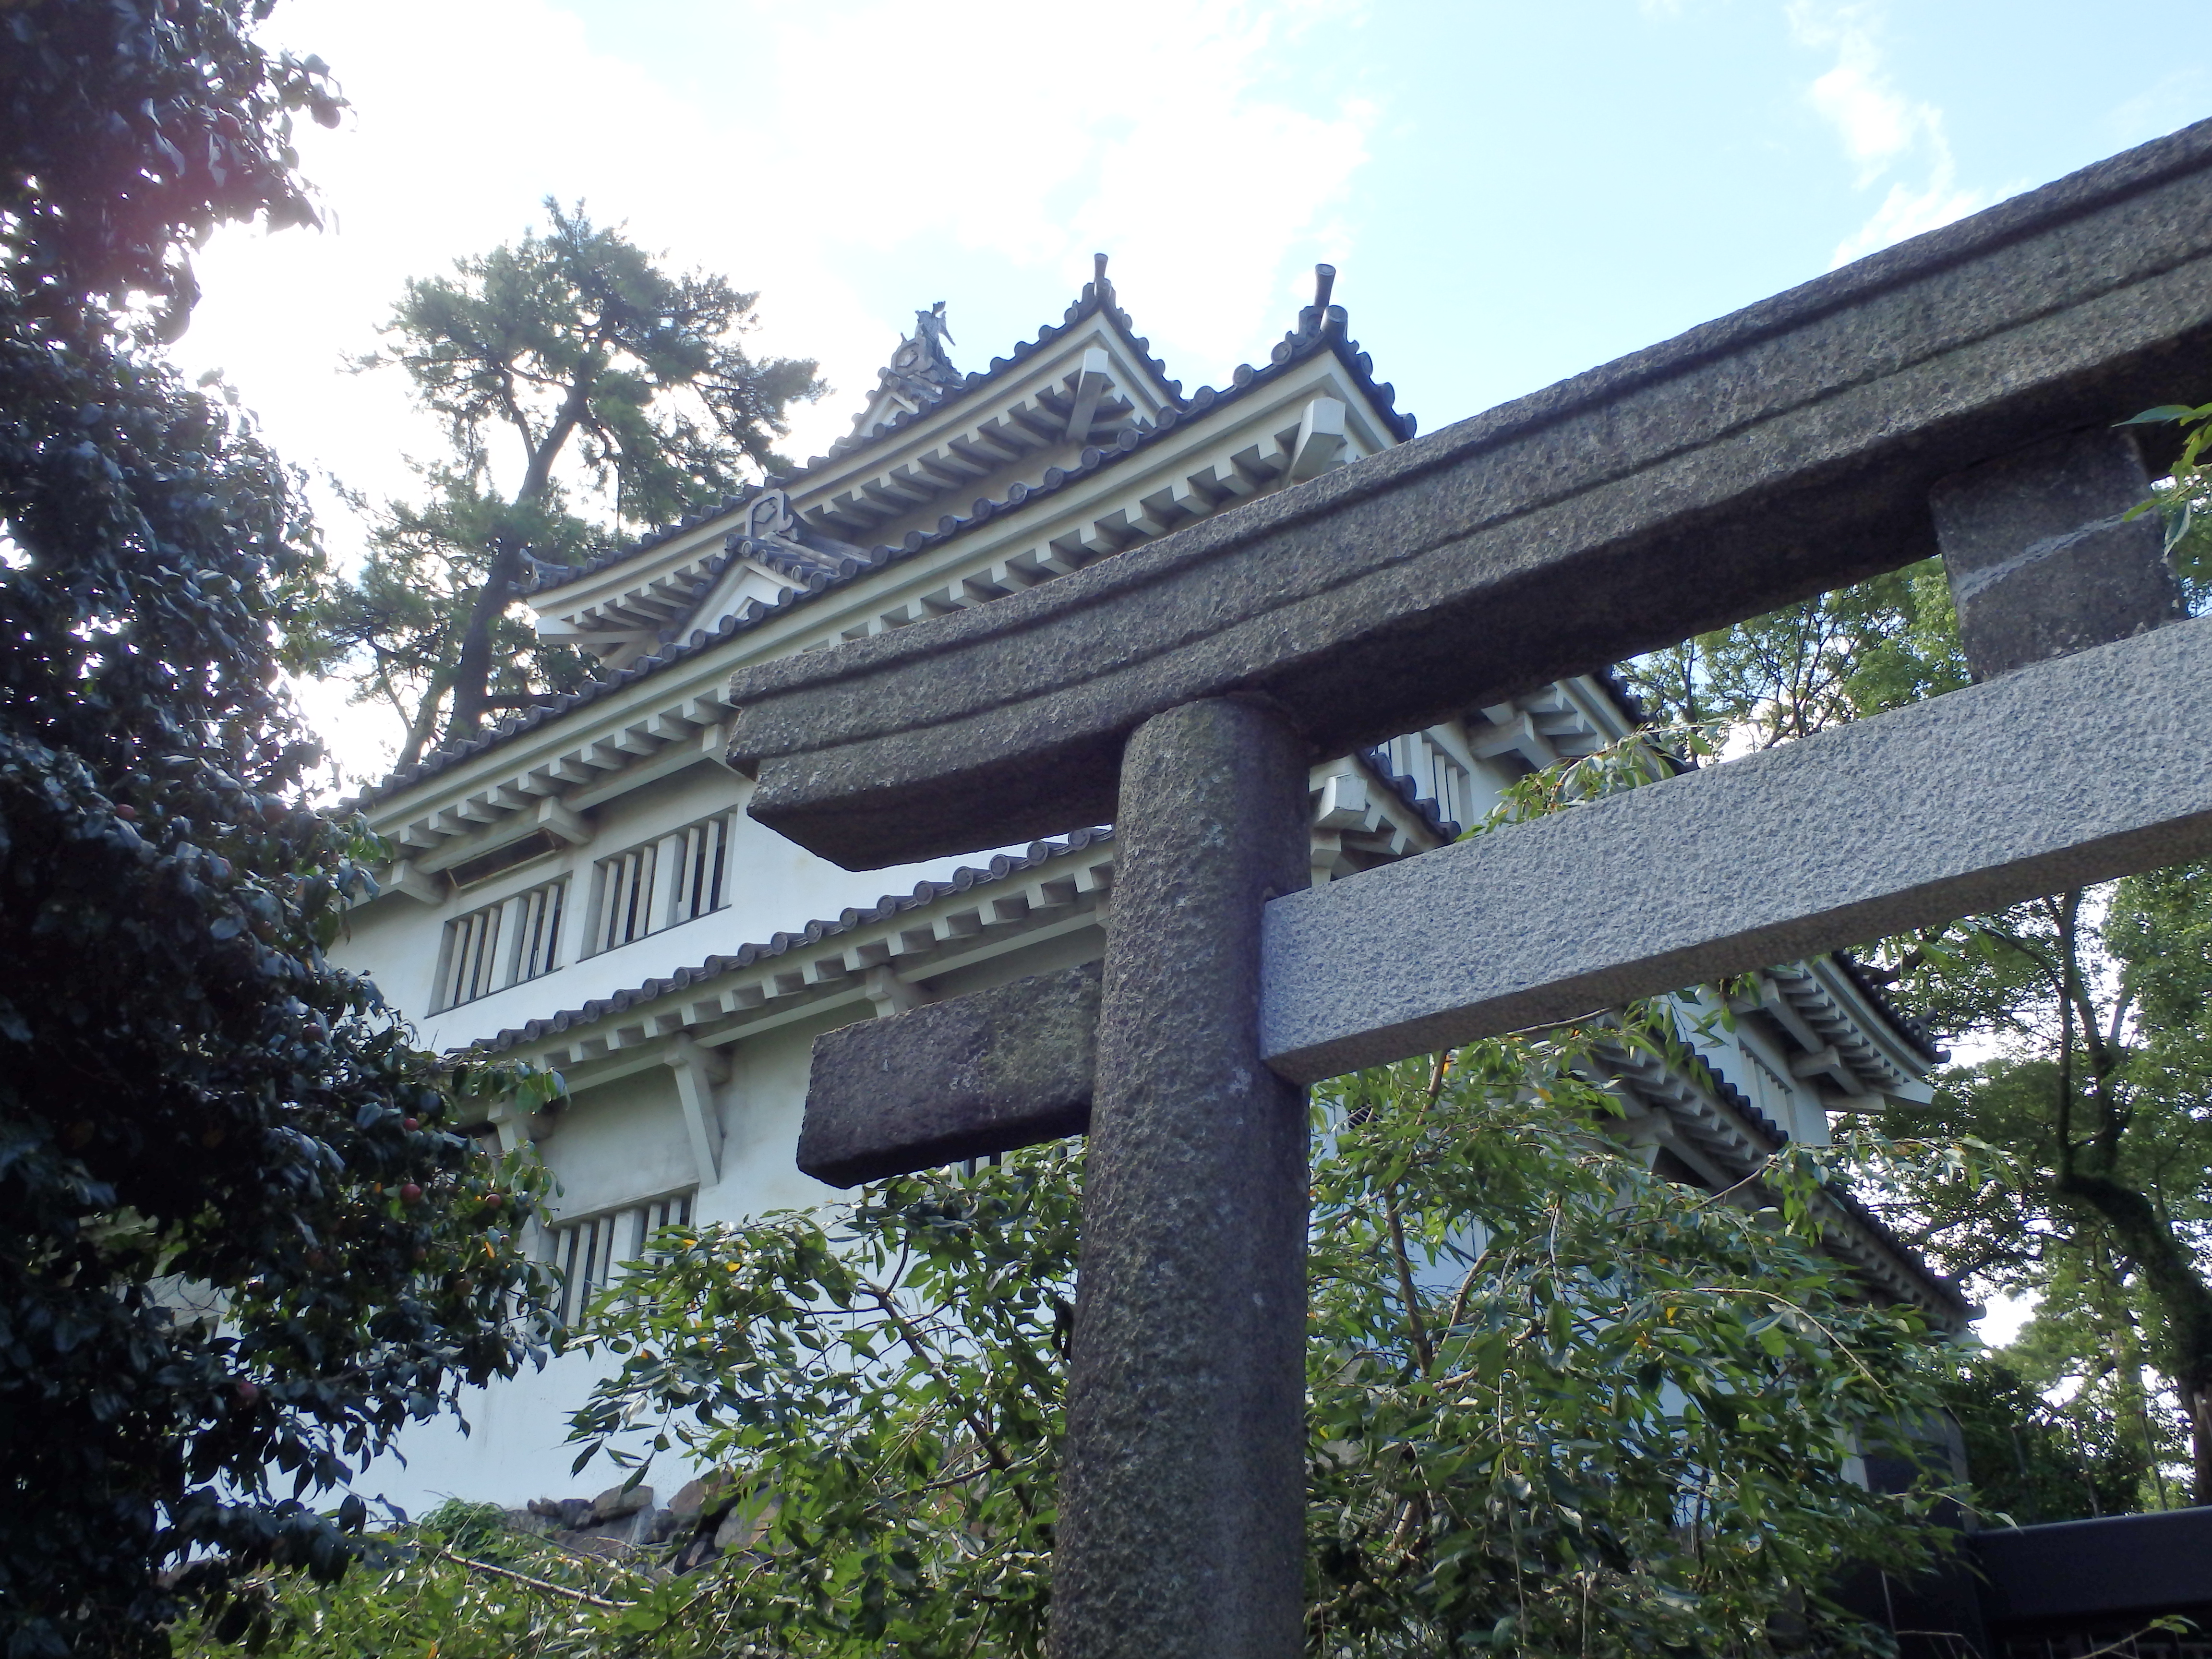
(1590, 665, 1648, 728)
(1358, 745, 1462, 840)
(1831, 949, 1949, 1064)
(517, 490, 760, 601)
(812, 272, 1186, 464)
(1658, 1026, 1972, 1324)
(348, 293, 1419, 811)
(519, 272, 1198, 605)
(467, 829, 1113, 1055)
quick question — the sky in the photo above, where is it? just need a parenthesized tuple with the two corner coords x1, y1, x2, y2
(173, 0, 2212, 777)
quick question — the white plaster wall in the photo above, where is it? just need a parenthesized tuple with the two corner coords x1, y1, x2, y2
(346, 1012, 857, 1513)
(336, 756, 1020, 1053)
(540, 1070, 697, 1219)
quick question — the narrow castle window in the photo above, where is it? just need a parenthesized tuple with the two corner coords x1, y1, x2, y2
(587, 812, 735, 955)
(547, 1190, 695, 1327)
(433, 875, 568, 1011)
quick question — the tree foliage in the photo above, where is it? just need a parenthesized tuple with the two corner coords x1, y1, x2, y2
(1849, 870, 2212, 1504)
(291, 204, 822, 767)
(1622, 528, 2212, 1508)
(212, 1050, 1962, 1659)
(1936, 1354, 2150, 1526)
(1616, 559, 1967, 750)
(0, 5, 556, 1653)
(0, 0, 341, 333)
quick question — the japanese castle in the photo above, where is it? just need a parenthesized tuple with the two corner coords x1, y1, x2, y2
(335, 260, 1968, 1514)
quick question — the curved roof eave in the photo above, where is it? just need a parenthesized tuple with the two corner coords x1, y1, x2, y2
(345, 307, 1417, 816)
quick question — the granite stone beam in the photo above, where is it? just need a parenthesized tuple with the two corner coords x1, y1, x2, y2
(1259, 615, 2212, 1084)
(728, 120, 2212, 870)
(1932, 426, 2188, 680)
(1054, 698, 1311, 1659)
(797, 962, 1100, 1187)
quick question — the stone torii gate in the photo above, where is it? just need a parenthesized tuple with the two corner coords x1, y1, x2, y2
(726, 121, 2212, 1659)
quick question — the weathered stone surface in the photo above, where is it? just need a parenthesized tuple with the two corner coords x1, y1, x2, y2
(729, 119, 2212, 871)
(1933, 427, 2186, 678)
(712, 1495, 777, 1552)
(1260, 615, 2212, 1083)
(1054, 698, 1311, 1659)
(591, 1483, 653, 1522)
(529, 1496, 594, 1529)
(799, 962, 1101, 1186)
(667, 1477, 711, 1518)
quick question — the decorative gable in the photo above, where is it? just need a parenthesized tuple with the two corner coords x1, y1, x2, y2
(843, 300, 963, 441)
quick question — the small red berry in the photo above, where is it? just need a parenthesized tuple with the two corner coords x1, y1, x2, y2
(234, 1379, 259, 1406)
(483, 1192, 503, 1210)
(114, 804, 137, 821)
(399, 1183, 422, 1205)
(402, 1117, 419, 1132)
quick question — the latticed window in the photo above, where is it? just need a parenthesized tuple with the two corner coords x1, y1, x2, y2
(434, 876, 567, 1011)
(513, 879, 564, 983)
(594, 840, 659, 953)
(439, 904, 503, 1010)
(668, 814, 731, 926)
(547, 1191, 694, 1326)
(589, 812, 734, 955)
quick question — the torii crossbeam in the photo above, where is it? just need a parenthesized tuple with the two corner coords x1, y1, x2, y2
(726, 120, 2212, 1659)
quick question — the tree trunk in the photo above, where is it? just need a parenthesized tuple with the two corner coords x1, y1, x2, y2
(2182, 1381, 2212, 1504)
(440, 333, 609, 746)
(392, 671, 451, 770)
(443, 532, 528, 743)
(2056, 1170, 2212, 1502)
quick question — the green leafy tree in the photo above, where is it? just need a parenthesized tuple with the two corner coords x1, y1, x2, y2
(292, 204, 822, 768)
(219, 1047, 1959, 1659)
(1624, 533, 2212, 1506)
(0, 5, 558, 1653)
(1848, 869, 2212, 1503)
(1937, 1354, 2149, 1525)
(1617, 559, 1967, 751)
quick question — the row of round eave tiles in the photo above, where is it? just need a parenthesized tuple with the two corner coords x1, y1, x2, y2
(356, 328, 1409, 802)
(472, 829, 1112, 1052)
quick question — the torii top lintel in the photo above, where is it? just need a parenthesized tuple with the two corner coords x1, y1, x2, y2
(727, 119, 2212, 873)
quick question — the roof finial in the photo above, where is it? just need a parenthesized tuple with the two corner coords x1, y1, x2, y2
(1094, 252, 1110, 293)
(1313, 263, 1336, 310)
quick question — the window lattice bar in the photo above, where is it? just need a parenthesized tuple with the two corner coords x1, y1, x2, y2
(670, 816, 729, 927)
(596, 841, 659, 953)
(547, 1191, 696, 1327)
(589, 813, 733, 954)
(439, 905, 502, 1010)
(515, 879, 564, 984)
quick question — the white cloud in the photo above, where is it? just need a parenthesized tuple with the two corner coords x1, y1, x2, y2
(1806, 47, 1918, 181)
(173, 0, 1375, 780)
(1826, 161, 1985, 266)
(1788, 1, 1990, 266)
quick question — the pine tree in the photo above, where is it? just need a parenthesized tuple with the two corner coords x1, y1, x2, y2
(292, 204, 821, 769)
